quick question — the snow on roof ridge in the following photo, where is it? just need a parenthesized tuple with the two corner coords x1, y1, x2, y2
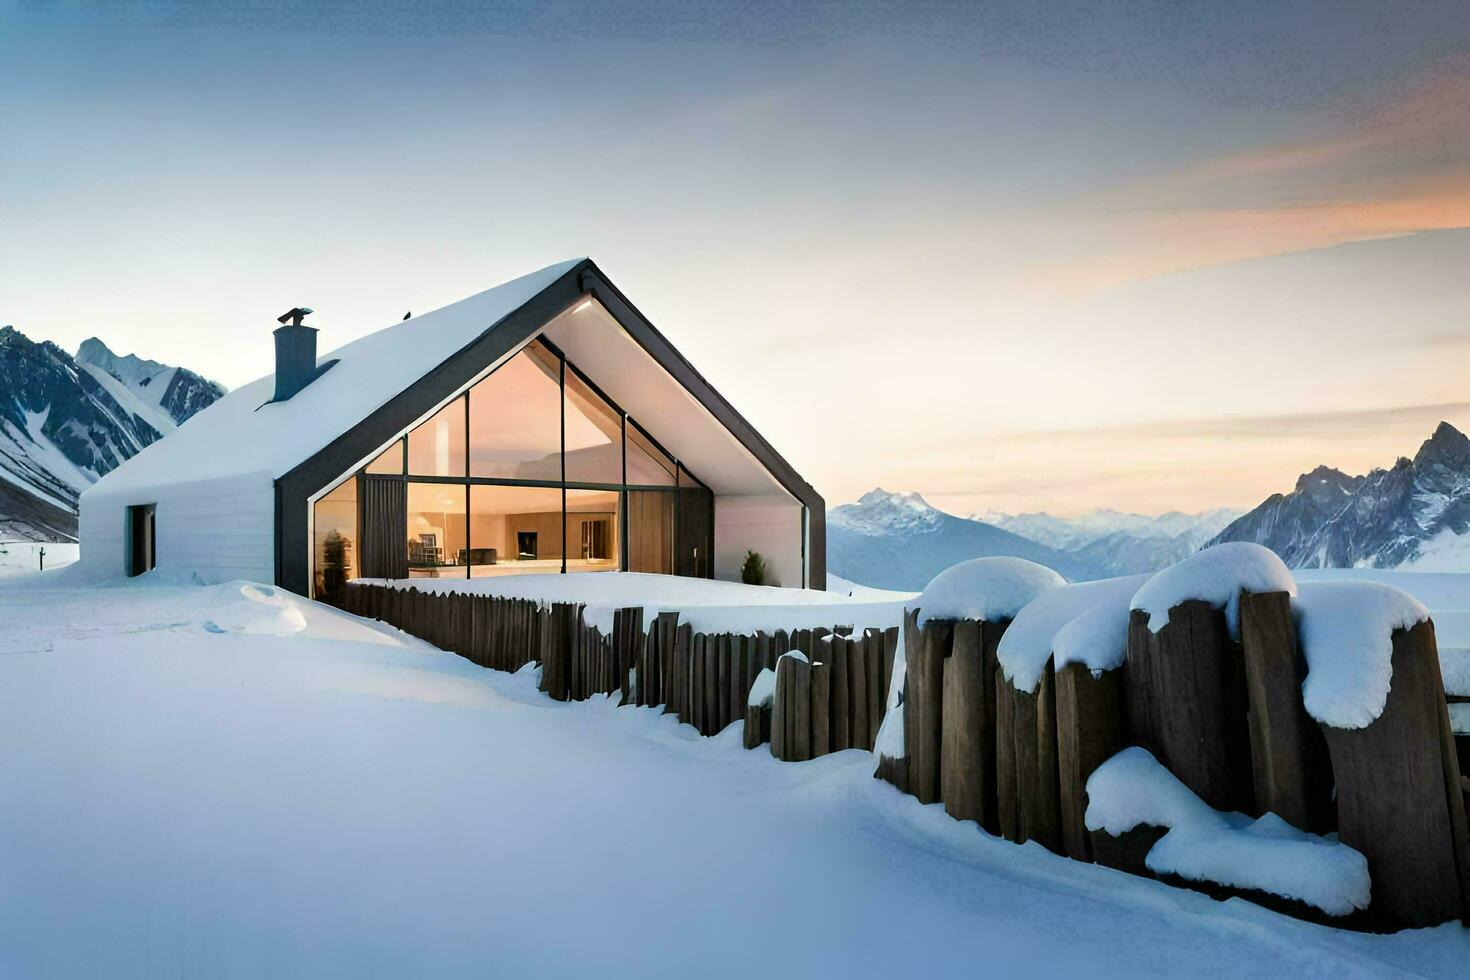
(910, 556, 1065, 628)
(1295, 579, 1430, 729)
(1129, 542, 1296, 639)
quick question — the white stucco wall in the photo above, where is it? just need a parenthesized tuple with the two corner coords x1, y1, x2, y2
(78, 472, 276, 584)
(714, 493, 805, 589)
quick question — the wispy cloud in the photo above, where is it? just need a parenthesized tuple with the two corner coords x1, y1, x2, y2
(1049, 56, 1470, 291)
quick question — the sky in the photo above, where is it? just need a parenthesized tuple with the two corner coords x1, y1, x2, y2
(4, 1, 1470, 517)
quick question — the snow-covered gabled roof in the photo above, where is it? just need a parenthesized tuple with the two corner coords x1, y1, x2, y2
(84, 260, 582, 500)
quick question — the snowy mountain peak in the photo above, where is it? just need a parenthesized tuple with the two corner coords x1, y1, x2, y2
(838, 488, 943, 534)
(1292, 465, 1361, 499)
(1211, 420, 1470, 569)
(75, 336, 225, 428)
(829, 488, 1100, 588)
(1416, 421, 1470, 469)
(857, 487, 935, 509)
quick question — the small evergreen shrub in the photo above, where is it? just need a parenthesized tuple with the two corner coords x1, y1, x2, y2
(741, 549, 767, 586)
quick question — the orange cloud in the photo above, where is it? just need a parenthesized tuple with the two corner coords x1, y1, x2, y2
(1047, 56, 1470, 293)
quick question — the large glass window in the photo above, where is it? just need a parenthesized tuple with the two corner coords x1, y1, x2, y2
(408, 482, 467, 577)
(469, 341, 562, 480)
(469, 485, 564, 576)
(366, 439, 403, 475)
(566, 489, 620, 573)
(313, 478, 358, 603)
(407, 398, 466, 477)
(318, 333, 708, 586)
(564, 371, 622, 484)
(627, 423, 676, 486)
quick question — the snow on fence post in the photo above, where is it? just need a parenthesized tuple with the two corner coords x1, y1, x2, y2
(1317, 620, 1470, 929)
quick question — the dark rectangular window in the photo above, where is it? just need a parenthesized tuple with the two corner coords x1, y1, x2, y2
(127, 504, 156, 577)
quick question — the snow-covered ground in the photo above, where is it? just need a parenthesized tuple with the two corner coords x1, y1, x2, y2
(1, 573, 1467, 977)
(0, 540, 77, 578)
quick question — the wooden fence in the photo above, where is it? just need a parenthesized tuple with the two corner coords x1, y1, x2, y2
(882, 591, 1470, 932)
(344, 582, 897, 746)
(758, 629, 900, 762)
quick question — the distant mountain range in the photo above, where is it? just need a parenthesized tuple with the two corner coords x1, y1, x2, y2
(833, 422, 1470, 592)
(979, 506, 1239, 576)
(828, 489, 1236, 590)
(1209, 421, 1470, 570)
(0, 326, 224, 541)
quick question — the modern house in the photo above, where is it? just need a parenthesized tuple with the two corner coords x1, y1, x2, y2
(79, 260, 826, 602)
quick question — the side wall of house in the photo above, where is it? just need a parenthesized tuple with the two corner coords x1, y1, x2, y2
(714, 493, 806, 588)
(78, 472, 276, 584)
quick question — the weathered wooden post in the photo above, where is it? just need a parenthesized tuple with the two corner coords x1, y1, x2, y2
(792, 653, 813, 760)
(1299, 588, 1470, 929)
(996, 666, 1062, 851)
(1126, 600, 1254, 814)
(811, 650, 831, 758)
(1239, 589, 1333, 832)
(1127, 545, 1300, 816)
(938, 617, 1008, 834)
(907, 619, 950, 804)
(613, 607, 642, 704)
(771, 655, 790, 759)
(873, 615, 910, 792)
(1054, 662, 1126, 862)
(651, 612, 676, 711)
(850, 634, 870, 752)
(770, 651, 813, 762)
(828, 633, 851, 752)
(1041, 592, 1136, 863)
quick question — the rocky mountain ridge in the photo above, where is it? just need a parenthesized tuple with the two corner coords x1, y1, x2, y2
(0, 325, 225, 541)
